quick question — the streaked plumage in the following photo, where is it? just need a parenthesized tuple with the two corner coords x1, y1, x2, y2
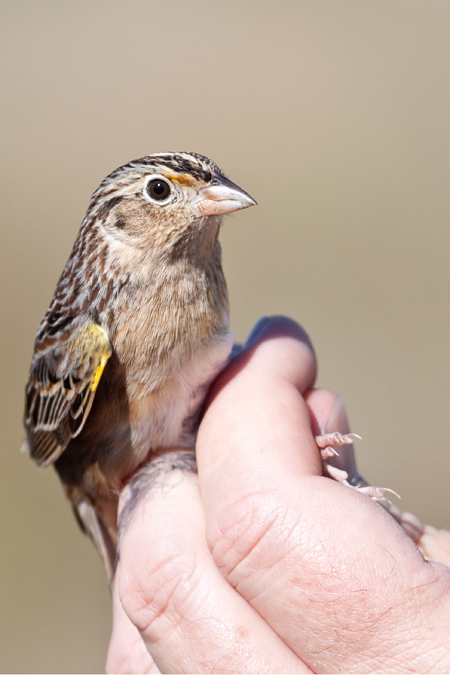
(23, 152, 256, 574)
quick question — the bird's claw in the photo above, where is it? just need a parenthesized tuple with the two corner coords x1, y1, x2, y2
(320, 446, 339, 460)
(315, 432, 361, 460)
(318, 433, 400, 502)
(315, 432, 362, 449)
(353, 485, 400, 500)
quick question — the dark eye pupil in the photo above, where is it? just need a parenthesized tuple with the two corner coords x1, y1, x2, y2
(147, 179, 171, 201)
(153, 182, 165, 195)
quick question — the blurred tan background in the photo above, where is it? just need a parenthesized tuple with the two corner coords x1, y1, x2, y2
(1, 0, 450, 671)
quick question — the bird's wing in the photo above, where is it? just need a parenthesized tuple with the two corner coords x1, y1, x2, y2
(24, 323, 112, 466)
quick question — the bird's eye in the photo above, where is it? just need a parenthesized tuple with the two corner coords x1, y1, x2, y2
(146, 178, 172, 202)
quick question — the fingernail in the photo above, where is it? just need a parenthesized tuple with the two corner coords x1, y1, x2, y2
(244, 316, 271, 346)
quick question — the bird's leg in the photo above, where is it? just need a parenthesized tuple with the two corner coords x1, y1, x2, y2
(315, 432, 399, 500)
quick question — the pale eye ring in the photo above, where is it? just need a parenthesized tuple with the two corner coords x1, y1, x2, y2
(145, 177, 172, 203)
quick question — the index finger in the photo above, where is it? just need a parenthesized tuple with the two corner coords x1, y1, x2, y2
(199, 315, 320, 499)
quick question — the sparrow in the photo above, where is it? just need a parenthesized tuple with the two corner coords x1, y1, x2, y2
(23, 152, 256, 576)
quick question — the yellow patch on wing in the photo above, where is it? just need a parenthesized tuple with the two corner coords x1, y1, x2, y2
(91, 352, 109, 391)
(83, 324, 112, 391)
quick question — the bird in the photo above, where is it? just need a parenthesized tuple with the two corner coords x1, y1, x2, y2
(23, 152, 257, 576)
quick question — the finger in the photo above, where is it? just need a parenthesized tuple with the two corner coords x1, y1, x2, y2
(201, 316, 321, 500)
(231, 315, 317, 395)
(197, 318, 447, 673)
(115, 454, 310, 674)
(107, 576, 159, 674)
(419, 526, 450, 567)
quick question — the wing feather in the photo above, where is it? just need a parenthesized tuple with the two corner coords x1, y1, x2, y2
(24, 323, 111, 466)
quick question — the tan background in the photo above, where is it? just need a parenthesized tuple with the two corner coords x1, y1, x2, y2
(1, 1, 450, 672)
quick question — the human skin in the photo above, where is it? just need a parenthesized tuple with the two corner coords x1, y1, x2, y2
(107, 317, 450, 674)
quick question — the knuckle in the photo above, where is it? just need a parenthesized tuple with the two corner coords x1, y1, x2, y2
(207, 489, 298, 583)
(117, 534, 199, 636)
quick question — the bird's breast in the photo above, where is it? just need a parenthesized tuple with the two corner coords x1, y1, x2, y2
(127, 329, 234, 453)
(98, 264, 231, 474)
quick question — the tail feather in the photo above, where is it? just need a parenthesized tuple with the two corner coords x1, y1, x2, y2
(75, 501, 117, 578)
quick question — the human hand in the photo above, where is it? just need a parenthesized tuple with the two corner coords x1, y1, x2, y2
(107, 317, 450, 673)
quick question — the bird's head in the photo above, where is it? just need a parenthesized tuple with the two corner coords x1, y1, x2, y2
(87, 152, 256, 263)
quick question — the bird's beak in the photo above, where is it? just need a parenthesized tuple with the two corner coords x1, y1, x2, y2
(194, 173, 257, 218)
